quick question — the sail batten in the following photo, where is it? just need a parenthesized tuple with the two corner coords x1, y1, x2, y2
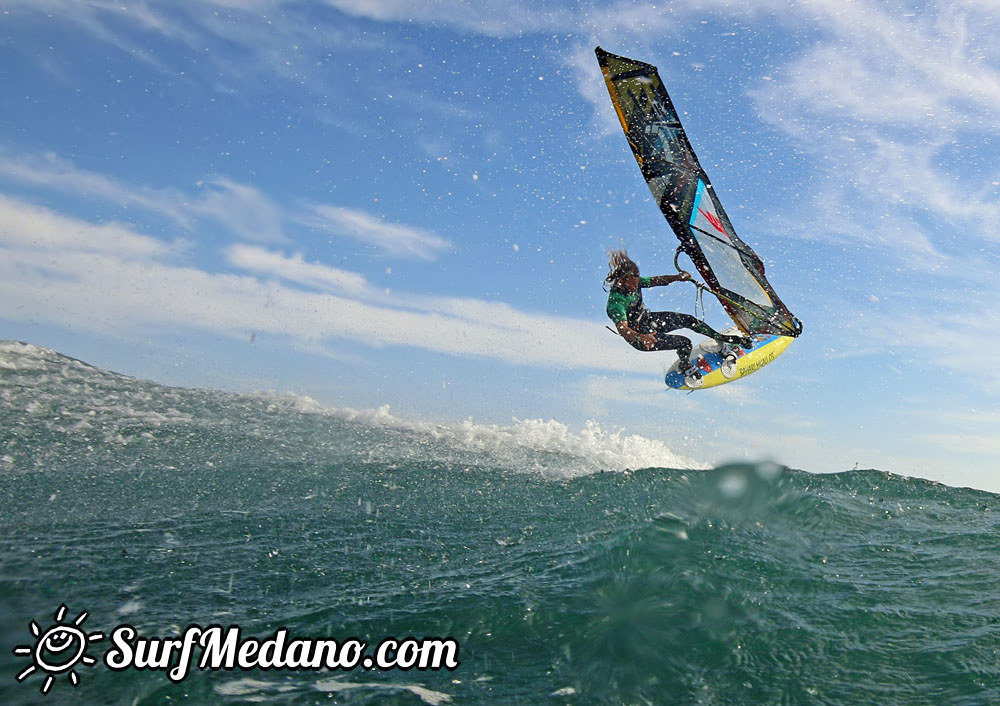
(596, 46, 802, 338)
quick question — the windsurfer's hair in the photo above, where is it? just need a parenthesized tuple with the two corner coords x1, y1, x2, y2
(605, 247, 639, 285)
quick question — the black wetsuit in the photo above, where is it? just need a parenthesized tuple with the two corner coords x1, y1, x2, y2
(606, 276, 742, 364)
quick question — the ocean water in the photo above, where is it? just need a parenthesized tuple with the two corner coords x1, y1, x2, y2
(2, 340, 999, 705)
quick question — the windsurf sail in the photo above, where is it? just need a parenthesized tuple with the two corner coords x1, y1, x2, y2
(596, 47, 802, 338)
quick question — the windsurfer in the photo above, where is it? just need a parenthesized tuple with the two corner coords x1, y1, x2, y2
(605, 248, 751, 380)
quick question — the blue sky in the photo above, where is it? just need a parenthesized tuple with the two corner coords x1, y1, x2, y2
(2, 0, 999, 491)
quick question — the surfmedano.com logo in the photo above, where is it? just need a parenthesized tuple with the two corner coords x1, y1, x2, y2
(12, 605, 104, 694)
(13, 604, 460, 695)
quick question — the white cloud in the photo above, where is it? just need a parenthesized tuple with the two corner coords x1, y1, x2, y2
(0, 151, 287, 243)
(0, 195, 183, 259)
(192, 179, 288, 245)
(319, 0, 571, 37)
(3, 0, 203, 75)
(0, 194, 649, 373)
(0, 151, 194, 227)
(748, 1, 1000, 251)
(225, 244, 372, 295)
(298, 204, 451, 260)
(580, 374, 694, 417)
(921, 433, 1000, 457)
(877, 307, 1000, 394)
(0, 149, 459, 255)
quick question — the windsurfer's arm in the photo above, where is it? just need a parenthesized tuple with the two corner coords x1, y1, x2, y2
(645, 272, 692, 287)
(614, 319, 657, 351)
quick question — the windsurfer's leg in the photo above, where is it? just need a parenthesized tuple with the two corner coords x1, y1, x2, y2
(625, 330, 692, 361)
(688, 319, 751, 347)
(646, 311, 735, 344)
(644, 311, 695, 334)
(649, 333, 693, 363)
(644, 312, 708, 365)
(687, 318, 724, 338)
(642, 312, 747, 359)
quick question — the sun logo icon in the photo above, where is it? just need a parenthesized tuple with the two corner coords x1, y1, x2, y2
(13, 604, 104, 694)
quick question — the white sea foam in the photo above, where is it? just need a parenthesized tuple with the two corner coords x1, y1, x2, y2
(0, 340, 94, 373)
(214, 677, 296, 699)
(1, 341, 705, 477)
(314, 678, 452, 705)
(259, 393, 705, 476)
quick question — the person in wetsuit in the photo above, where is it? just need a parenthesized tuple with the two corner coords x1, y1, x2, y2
(605, 248, 751, 380)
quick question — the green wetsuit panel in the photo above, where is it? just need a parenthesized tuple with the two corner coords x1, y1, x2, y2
(606, 276, 652, 324)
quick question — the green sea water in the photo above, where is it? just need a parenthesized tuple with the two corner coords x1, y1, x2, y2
(2, 341, 998, 705)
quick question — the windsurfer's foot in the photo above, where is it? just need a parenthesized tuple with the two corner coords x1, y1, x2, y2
(723, 335, 753, 349)
(716, 340, 737, 359)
